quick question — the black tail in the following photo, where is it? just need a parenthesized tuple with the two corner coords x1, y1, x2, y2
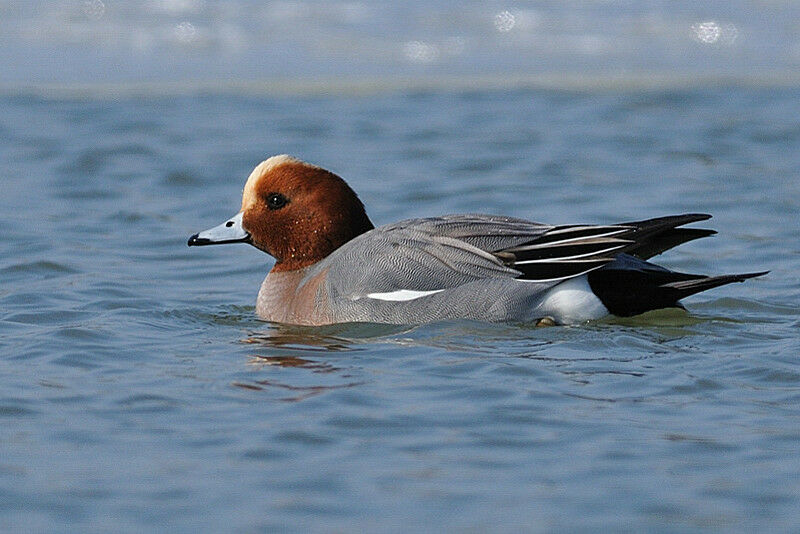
(660, 272, 769, 300)
(588, 254, 767, 317)
(619, 214, 717, 259)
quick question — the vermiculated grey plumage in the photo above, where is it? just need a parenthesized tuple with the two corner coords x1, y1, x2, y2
(296, 213, 765, 324)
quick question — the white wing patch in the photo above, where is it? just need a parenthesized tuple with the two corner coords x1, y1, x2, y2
(366, 289, 445, 302)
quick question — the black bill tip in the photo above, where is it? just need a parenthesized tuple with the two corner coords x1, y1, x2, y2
(187, 233, 251, 247)
(188, 233, 211, 246)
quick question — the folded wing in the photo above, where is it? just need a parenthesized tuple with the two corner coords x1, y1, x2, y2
(321, 213, 763, 319)
(496, 213, 716, 282)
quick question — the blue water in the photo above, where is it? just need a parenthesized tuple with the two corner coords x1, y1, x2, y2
(1, 86, 799, 532)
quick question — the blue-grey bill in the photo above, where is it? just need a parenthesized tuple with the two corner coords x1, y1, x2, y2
(188, 211, 250, 246)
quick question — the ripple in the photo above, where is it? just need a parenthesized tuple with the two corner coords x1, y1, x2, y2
(60, 144, 156, 174)
(246, 355, 338, 373)
(162, 306, 259, 328)
(163, 171, 203, 186)
(51, 354, 101, 370)
(241, 447, 289, 461)
(4, 310, 91, 326)
(731, 365, 800, 385)
(55, 187, 118, 200)
(237, 378, 365, 402)
(274, 430, 335, 446)
(662, 433, 739, 452)
(116, 394, 181, 413)
(1, 260, 77, 278)
(2, 88, 799, 532)
(0, 404, 38, 417)
(276, 119, 332, 138)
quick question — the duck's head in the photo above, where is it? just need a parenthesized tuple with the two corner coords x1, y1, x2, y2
(188, 155, 374, 272)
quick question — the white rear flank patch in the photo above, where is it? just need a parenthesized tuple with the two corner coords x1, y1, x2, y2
(366, 289, 445, 302)
(538, 275, 609, 324)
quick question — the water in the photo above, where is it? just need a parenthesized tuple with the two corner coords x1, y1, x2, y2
(1, 86, 799, 532)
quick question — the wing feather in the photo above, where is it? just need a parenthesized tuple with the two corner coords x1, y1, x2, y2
(491, 214, 716, 282)
(321, 213, 718, 296)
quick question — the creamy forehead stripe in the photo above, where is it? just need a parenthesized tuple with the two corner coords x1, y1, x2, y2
(366, 289, 445, 301)
(241, 154, 301, 210)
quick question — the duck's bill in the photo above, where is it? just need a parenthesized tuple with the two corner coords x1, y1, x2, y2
(188, 212, 251, 246)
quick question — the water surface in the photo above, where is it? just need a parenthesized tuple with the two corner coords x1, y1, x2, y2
(1, 87, 799, 532)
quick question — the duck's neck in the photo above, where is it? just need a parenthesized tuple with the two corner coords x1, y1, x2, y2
(256, 266, 331, 325)
(269, 213, 374, 273)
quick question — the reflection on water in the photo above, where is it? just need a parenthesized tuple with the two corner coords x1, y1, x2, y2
(247, 355, 336, 372)
(243, 331, 356, 353)
(241, 322, 418, 354)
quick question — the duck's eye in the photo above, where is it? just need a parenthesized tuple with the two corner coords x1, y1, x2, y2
(266, 193, 288, 210)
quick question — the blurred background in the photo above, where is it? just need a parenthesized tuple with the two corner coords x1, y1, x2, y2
(2, 0, 799, 91)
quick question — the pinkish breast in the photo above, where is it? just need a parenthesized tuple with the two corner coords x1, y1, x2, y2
(256, 267, 332, 325)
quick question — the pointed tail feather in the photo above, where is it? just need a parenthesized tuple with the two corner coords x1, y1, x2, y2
(619, 214, 716, 259)
(660, 271, 769, 300)
(588, 261, 768, 317)
(626, 228, 717, 259)
(621, 213, 712, 228)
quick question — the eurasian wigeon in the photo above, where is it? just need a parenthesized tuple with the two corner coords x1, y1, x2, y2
(188, 155, 765, 326)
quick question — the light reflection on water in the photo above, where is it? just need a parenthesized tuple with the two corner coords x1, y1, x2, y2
(1, 1, 798, 85)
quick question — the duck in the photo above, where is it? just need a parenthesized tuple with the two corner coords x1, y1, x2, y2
(188, 154, 765, 326)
